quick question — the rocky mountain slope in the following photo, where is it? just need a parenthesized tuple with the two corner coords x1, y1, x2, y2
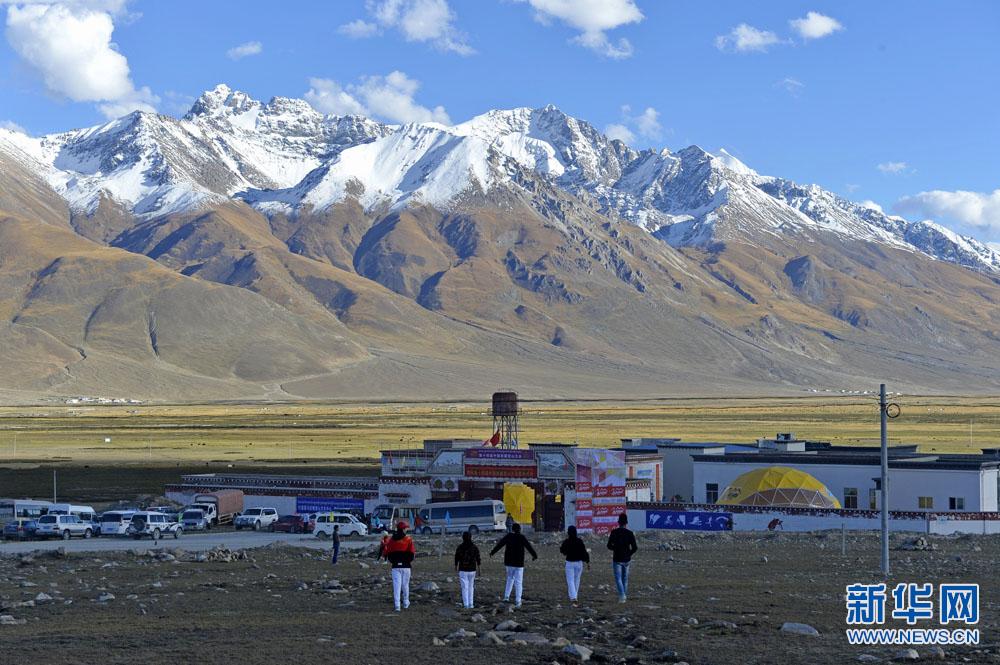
(1, 85, 998, 401)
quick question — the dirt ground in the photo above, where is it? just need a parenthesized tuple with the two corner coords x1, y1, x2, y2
(1, 530, 996, 665)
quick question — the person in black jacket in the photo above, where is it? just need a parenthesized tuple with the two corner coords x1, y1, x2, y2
(454, 531, 481, 609)
(489, 522, 537, 608)
(559, 525, 590, 605)
(606, 513, 638, 603)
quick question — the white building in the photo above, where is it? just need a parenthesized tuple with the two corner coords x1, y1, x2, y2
(625, 433, 1000, 514)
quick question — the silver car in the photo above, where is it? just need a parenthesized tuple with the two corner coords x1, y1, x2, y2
(35, 514, 93, 540)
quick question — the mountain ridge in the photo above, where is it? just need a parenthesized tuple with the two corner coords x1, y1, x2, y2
(1, 85, 999, 402)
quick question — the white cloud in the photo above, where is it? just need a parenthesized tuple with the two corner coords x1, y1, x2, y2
(775, 77, 804, 96)
(715, 23, 781, 53)
(790, 11, 843, 40)
(338, 19, 378, 38)
(4, 1, 157, 119)
(0, 119, 27, 134)
(604, 104, 663, 146)
(518, 0, 643, 59)
(339, 0, 473, 55)
(895, 189, 1000, 233)
(305, 71, 449, 125)
(226, 41, 262, 60)
(859, 200, 883, 213)
(877, 161, 908, 174)
(603, 123, 634, 144)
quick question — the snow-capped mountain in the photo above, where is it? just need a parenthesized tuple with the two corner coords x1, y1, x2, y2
(2, 85, 997, 273)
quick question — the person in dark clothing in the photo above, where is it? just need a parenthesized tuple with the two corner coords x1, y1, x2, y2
(606, 513, 638, 603)
(489, 522, 537, 607)
(331, 524, 340, 565)
(382, 521, 416, 611)
(454, 531, 481, 609)
(560, 525, 590, 605)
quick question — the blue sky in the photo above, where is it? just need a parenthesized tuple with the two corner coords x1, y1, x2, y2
(2, 0, 999, 241)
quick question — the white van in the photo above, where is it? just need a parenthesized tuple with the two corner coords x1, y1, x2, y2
(416, 500, 507, 535)
(98, 511, 137, 536)
(314, 513, 368, 537)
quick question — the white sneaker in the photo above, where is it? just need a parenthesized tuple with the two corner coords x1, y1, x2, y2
(619, 596, 627, 604)
(395, 607, 401, 612)
(403, 603, 410, 609)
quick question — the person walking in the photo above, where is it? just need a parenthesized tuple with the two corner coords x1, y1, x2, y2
(559, 525, 590, 606)
(505, 513, 514, 533)
(331, 524, 340, 565)
(383, 521, 416, 611)
(489, 522, 537, 608)
(606, 513, 638, 603)
(454, 531, 481, 609)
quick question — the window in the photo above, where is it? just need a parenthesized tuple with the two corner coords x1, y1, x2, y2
(844, 488, 858, 510)
(918, 496, 934, 509)
(705, 483, 719, 503)
(949, 497, 965, 510)
(869, 489, 878, 510)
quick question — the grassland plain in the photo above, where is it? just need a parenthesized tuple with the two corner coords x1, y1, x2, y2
(0, 396, 998, 502)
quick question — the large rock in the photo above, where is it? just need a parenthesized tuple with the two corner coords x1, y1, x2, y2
(893, 649, 920, 661)
(562, 644, 593, 663)
(780, 622, 819, 636)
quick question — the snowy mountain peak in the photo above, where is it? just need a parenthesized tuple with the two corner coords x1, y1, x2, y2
(6, 88, 998, 274)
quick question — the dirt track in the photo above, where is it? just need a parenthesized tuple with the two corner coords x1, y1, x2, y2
(0, 530, 995, 665)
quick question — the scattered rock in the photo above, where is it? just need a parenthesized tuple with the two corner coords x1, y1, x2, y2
(780, 622, 819, 636)
(34, 592, 53, 604)
(495, 619, 522, 632)
(925, 646, 945, 660)
(857, 656, 880, 663)
(0, 615, 26, 626)
(893, 649, 920, 661)
(97, 592, 115, 602)
(416, 581, 440, 593)
(446, 628, 476, 640)
(562, 643, 593, 663)
(431, 637, 447, 646)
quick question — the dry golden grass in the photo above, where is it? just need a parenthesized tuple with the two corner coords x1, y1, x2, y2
(0, 395, 998, 465)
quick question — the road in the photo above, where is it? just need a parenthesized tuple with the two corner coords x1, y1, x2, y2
(0, 531, 379, 555)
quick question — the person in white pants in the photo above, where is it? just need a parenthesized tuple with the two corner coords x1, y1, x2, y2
(490, 523, 537, 608)
(559, 525, 590, 606)
(391, 567, 411, 610)
(454, 531, 481, 609)
(382, 521, 416, 611)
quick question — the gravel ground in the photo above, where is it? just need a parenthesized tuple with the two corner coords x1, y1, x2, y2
(0, 530, 996, 665)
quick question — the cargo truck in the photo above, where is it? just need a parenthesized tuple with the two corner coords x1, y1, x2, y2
(190, 490, 244, 526)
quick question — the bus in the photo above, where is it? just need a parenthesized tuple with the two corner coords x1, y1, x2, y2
(370, 504, 422, 533)
(0, 499, 53, 525)
(417, 500, 506, 535)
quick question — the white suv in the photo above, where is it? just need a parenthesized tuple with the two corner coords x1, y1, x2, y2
(234, 507, 279, 531)
(313, 513, 368, 538)
(126, 511, 183, 540)
(36, 514, 93, 540)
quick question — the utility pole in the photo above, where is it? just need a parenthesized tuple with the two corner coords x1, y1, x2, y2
(879, 384, 890, 578)
(53, 468, 58, 504)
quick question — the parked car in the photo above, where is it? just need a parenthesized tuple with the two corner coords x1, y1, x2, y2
(234, 507, 279, 531)
(3, 518, 38, 541)
(272, 514, 309, 534)
(35, 514, 93, 540)
(98, 511, 137, 537)
(180, 509, 210, 531)
(313, 512, 368, 538)
(126, 511, 183, 540)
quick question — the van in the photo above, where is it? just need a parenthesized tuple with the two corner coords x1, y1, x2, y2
(370, 504, 421, 532)
(49, 504, 97, 526)
(314, 512, 368, 537)
(417, 500, 507, 535)
(99, 511, 137, 536)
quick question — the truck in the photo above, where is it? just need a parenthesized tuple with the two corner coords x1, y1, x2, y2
(190, 490, 244, 526)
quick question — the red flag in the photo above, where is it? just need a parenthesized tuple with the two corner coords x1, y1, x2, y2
(483, 430, 501, 447)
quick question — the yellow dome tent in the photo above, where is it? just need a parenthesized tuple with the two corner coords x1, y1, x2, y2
(717, 466, 842, 509)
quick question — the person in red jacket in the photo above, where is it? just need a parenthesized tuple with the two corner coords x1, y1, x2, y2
(383, 521, 416, 611)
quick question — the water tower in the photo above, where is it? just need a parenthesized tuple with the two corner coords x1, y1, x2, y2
(491, 391, 520, 448)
